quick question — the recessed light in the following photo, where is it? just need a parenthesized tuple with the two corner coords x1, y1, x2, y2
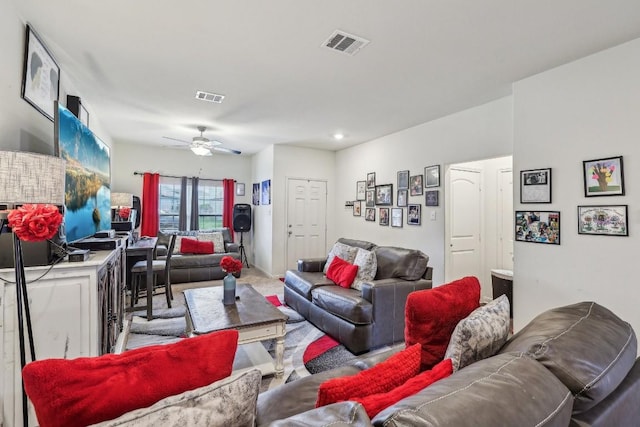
(333, 133, 344, 140)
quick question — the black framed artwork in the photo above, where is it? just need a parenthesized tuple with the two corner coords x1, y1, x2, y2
(366, 172, 376, 189)
(577, 205, 628, 236)
(379, 208, 389, 226)
(583, 156, 624, 197)
(407, 204, 421, 225)
(375, 184, 393, 206)
(391, 208, 403, 228)
(425, 190, 438, 206)
(356, 181, 366, 201)
(424, 165, 440, 188)
(397, 170, 409, 189)
(21, 25, 60, 121)
(410, 175, 423, 196)
(520, 168, 551, 203)
(515, 211, 560, 245)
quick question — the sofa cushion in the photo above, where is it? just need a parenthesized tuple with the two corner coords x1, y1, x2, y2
(267, 401, 371, 427)
(352, 358, 453, 418)
(180, 237, 214, 254)
(316, 343, 422, 407)
(324, 242, 359, 274)
(373, 246, 428, 281)
(197, 232, 226, 254)
(312, 286, 373, 325)
(405, 276, 480, 370)
(91, 369, 260, 427)
(169, 253, 229, 269)
(285, 270, 335, 300)
(499, 301, 637, 413)
(352, 248, 377, 291)
(372, 353, 573, 427)
(22, 330, 239, 427)
(444, 294, 510, 371)
(326, 256, 359, 288)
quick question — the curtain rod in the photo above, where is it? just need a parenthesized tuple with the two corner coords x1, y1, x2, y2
(133, 171, 234, 182)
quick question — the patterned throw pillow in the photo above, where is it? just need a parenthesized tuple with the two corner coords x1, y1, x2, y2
(92, 369, 261, 427)
(323, 242, 358, 274)
(172, 235, 185, 254)
(351, 248, 377, 291)
(197, 232, 226, 254)
(444, 294, 511, 371)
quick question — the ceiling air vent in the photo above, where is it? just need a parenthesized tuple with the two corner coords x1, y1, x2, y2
(322, 30, 370, 56)
(195, 90, 225, 103)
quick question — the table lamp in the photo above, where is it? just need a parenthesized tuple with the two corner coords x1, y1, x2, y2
(111, 192, 133, 221)
(0, 150, 66, 426)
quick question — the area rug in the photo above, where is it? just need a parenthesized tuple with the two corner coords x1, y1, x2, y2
(125, 291, 400, 391)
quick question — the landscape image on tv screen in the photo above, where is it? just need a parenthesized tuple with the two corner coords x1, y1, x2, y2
(55, 102, 111, 242)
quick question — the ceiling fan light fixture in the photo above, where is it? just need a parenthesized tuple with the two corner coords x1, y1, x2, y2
(190, 145, 211, 156)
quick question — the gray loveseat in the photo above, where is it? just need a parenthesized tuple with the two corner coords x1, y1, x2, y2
(257, 301, 640, 426)
(155, 227, 242, 284)
(284, 238, 433, 354)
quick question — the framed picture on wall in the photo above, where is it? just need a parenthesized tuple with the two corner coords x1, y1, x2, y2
(365, 190, 375, 207)
(520, 168, 552, 203)
(261, 179, 271, 205)
(407, 204, 421, 225)
(397, 189, 408, 207)
(515, 211, 560, 245)
(578, 205, 628, 236)
(379, 208, 389, 226)
(425, 190, 439, 206)
(366, 172, 376, 189)
(391, 208, 403, 228)
(375, 184, 393, 206)
(409, 175, 423, 196)
(424, 165, 440, 188)
(583, 156, 624, 197)
(353, 201, 362, 216)
(252, 183, 260, 205)
(356, 181, 366, 200)
(397, 170, 409, 189)
(365, 208, 376, 221)
(21, 25, 60, 121)
(236, 182, 245, 196)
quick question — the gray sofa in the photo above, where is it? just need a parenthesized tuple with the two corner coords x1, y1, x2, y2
(257, 301, 640, 426)
(155, 227, 242, 284)
(284, 238, 433, 354)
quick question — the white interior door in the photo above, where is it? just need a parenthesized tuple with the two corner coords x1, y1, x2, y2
(446, 167, 482, 282)
(286, 179, 327, 270)
(498, 169, 514, 270)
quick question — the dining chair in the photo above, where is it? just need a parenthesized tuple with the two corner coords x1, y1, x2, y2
(131, 233, 176, 308)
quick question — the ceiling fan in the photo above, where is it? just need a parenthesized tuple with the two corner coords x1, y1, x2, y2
(162, 126, 241, 156)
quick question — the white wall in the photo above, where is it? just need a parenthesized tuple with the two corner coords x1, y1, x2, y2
(335, 97, 513, 286)
(251, 145, 274, 274)
(0, 2, 113, 155)
(513, 38, 640, 341)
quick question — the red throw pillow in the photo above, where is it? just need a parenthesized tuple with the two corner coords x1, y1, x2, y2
(22, 330, 239, 427)
(316, 343, 421, 407)
(405, 276, 480, 371)
(352, 358, 453, 418)
(326, 256, 359, 288)
(180, 237, 214, 254)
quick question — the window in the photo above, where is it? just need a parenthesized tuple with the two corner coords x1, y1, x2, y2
(158, 177, 223, 231)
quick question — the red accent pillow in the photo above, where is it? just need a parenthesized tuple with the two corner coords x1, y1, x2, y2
(180, 237, 214, 254)
(326, 256, 359, 288)
(353, 358, 453, 417)
(405, 276, 480, 371)
(316, 343, 421, 407)
(22, 330, 239, 427)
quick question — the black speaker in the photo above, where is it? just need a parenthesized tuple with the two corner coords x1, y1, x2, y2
(233, 204, 252, 232)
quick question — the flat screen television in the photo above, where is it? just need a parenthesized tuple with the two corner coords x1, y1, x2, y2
(54, 102, 111, 242)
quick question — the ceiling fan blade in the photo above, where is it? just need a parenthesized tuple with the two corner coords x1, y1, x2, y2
(162, 136, 190, 144)
(213, 146, 242, 155)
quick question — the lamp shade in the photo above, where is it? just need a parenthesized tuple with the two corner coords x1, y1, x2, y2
(110, 192, 133, 207)
(0, 151, 66, 206)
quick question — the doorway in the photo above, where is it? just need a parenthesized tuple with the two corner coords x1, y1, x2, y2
(445, 156, 513, 299)
(285, 178, 327, 270)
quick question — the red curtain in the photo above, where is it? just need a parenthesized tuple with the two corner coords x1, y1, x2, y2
(141, 173, 160, 237)
(222, 179, 235, 241)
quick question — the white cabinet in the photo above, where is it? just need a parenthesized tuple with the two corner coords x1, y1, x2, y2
(0, 246, 125, 427)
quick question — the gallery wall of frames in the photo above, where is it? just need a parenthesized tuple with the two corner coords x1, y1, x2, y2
(516, 155, 628, 246)
(350, 165, 440, 228)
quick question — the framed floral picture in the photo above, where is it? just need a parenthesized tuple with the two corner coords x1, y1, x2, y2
(583, 156, 624, 197)
(578, 205, 628, 236)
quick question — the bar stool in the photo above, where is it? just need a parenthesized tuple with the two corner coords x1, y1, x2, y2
(131, 234, 176, 308)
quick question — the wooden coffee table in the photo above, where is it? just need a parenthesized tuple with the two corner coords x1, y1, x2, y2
(184, 284, 287, 378)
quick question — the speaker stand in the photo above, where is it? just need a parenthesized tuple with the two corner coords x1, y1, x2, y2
(239, 232, 250, 268)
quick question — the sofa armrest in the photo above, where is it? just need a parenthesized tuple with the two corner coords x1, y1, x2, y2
(423, 266, 433, 280)
(225, 242, 239, 253)
(297, 258, 327, 273)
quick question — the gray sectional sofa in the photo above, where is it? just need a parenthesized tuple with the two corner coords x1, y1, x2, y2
(257, 301, 640, 426)
(155, 227, 242, 284)
(284, 238, 433, 354)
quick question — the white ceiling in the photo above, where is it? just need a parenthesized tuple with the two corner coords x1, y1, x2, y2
(11, 1, 640, 155)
